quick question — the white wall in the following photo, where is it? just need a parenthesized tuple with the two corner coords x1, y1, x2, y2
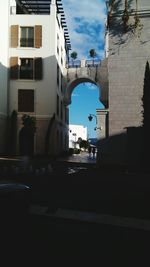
(8, 1, 68, 155)
(0, 0, 69, 155)
(69, 124, 87, 148)
(0, 0, 9, 153)
(9, 10, 67, 116)
(0, 0, 9, 116)
(9, 15, 57, 116)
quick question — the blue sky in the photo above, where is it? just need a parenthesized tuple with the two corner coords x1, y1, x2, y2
(62, 0, 106, 59)
(62, 0, 107, 138)
(69, 83, 104, 138)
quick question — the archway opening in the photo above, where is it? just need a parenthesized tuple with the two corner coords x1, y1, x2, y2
(69, 82, 104, 151)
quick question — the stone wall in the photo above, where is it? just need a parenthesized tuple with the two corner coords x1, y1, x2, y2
(105, 0, 150, 165)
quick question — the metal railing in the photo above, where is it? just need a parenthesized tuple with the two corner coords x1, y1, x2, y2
(85, 59, 101, 67)
(66, 59, 101, 68)
(67, 60, 81, 68)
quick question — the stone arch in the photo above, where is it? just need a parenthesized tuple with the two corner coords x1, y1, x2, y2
(64, 58, 109, 108)
(64, 76, 102, 106)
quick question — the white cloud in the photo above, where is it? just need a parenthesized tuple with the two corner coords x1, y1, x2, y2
(87, 84, 98, 90)
(72, 93, 79, 97)
(62, 0, 107, 59)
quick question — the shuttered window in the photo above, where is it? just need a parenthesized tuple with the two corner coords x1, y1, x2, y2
(10, 25, 18, 47)
(11, 25, 42, 48)
(20, 58, 34, 79)
(57, 64, 59, 86)
(10, 57, 43, 80)
(35, 25, 42, 48)
(34, 57, 43, 80)
(10, 57, 18, 79)
(57, 95, 59, 116)
(18, 89, 34, 112)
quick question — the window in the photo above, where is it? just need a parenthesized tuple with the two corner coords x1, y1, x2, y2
(34, 57, 43, 80)
(61, 101, 63, 120)
(10, 57, 43, 80)
(61, 47, 63, 65)
(20, 58, 33, 79)
(61, 73, 63, 92)
(20, 27, 34, 47)
(57, 95, 59, 116)
(57, 64, 59, 86)
(57, 34, 59, 55)
(10, 57, 18, 79)
(57, 34, 59, 44)
(18, 89, 34, 112)
(10, 25, 42, 48)
(57, 46, 59, 55)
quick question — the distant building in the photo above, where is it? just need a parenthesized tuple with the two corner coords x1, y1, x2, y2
(69, 125, 87, 148)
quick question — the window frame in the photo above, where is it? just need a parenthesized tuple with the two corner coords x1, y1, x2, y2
(20, 26, 34, 48)
(57, 95, 59, 116)
(10, 57, 43, 80)
(20, 58, 34, 80)
(18, 89, 35, 113)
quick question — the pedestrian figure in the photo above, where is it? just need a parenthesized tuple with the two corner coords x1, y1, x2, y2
(88, 146, 92, 158)
(92, 146, 96, 159)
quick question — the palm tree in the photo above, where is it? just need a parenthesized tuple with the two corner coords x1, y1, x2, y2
(122, 0, 129, 32)
(70, 51, 77, 66)
(107, 0, 116, 28)
(107, 0, 141, 34)
(89, 49, 97, 66)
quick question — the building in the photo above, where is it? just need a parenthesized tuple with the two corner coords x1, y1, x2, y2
(97, 0, 150, 166)
(69, 124, 87, 149)
(0, 0, 71, 156)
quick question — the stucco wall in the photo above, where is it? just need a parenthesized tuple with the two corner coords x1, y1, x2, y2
(0, 0, 9, 153)
(8, 2, 68, 155)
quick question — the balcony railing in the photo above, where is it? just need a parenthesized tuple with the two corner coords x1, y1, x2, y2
(66, 59, 101, 68)
(67, 60, 81, 68)
(85, 59, 101, 67)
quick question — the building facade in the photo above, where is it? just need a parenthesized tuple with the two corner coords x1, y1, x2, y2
(69, 124, 87, 149)
(97, 0, 150, 166)
(0, 0, 71, 156)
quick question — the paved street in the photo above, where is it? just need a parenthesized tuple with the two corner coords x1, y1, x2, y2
(29, 154, 150, 265)
(0, 153, 150, 265)
(58, 151, 97, 164)
(2, 210, 150, 266)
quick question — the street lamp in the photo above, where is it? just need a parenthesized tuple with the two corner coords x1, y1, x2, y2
(94, 126, 103, 131)
(88, 114, 103, 131)
(88, 114, 97, 125)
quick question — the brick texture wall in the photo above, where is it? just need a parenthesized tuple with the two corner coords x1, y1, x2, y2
(105, 0, 150, 165)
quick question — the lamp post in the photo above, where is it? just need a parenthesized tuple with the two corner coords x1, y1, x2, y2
(88, 114, 103, 131)
(94, 126, 103, 131)
(88, 114, 97, 125)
